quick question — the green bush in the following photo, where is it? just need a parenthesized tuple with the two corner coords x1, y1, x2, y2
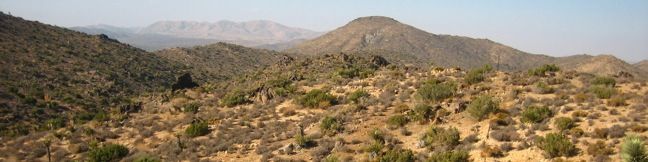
(88, 144, 129, 162)
(410, 104, 435, 122)
(621, 135, 648, 162)
(466, 95, 498, 121)
(589, 85, 616, 99)
(337, 66, 374, 79)
(320, 116, 343, 135)
(365, 141, 384, 154)
(417, 82, 456, 102)
(220, 90, 249, 107)
(298, 89, 335, 108)
(185, 122, 209, 137)
(529, 64, 560, 76)
(426, 150, 469, 162)
(45, 117, 65, 130)
(535, 133, 576, 158)
(421, 126, 460, 149)
(294, 133, 313, 148)
(348, 89, 369, 103)
(381, 148, 415, 162)
(464, 65, 492, 84)
(521, 106, 552, 123)
(554, 117, 575, 131)
(266, 78, 296, 97)
(591, 76, 616, 87)
(387, 115, 409, 128)
(183, 102, 201, 114)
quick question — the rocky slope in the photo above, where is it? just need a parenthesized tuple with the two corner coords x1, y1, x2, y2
(0, 13, 188, 136)
(635, 60, 648, 72)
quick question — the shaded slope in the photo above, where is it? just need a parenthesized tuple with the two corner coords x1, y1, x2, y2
(0, 13, 185, 136)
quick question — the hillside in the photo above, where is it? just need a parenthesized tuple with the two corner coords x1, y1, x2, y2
(554, 55, 648, 79)
(635, 60, 648, 72)
(2, 52, 647, 161)
(0, 13, 186, 136)
(286, 16, 553, 70)
(154, 42, 289, 83)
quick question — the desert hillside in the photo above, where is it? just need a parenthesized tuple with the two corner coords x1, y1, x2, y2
(2, 53, 647, 162)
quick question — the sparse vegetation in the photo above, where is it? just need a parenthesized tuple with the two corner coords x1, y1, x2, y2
(589, 85, 616, 99)
(320, 116, 343, 135)
(591, 76, 616, 87)
(387, 115, 409, 128)
(465, 64, 492, 84)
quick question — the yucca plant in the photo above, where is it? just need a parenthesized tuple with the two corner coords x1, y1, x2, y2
(621, 135, 647, 162)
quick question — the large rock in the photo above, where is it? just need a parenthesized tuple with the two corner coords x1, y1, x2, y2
(171, 73, 199, 91)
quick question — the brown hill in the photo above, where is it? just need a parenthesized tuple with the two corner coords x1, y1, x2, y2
(286, 16, 553, 70)
(0, 13, 186, 136)
(635, 60, 648, 72)
(154, 42, 289, 82)
(554, 55, 648, 79)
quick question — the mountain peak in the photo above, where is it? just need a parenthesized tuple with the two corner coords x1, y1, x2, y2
(351, 16, 399, 22)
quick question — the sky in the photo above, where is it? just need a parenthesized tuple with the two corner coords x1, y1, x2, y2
(1, 0, 647, 62)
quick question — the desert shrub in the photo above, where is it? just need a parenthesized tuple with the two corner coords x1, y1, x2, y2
(381, 148, 415, 162)
(265, 78, 296, 97)
(337, 66, 375, 79)
(620, 135, 647, 162)
(427, 150, 470, 162)
(535, 82, 554, 94)
(410, 104, 435, 122)
(294, 133, 313, 148)
(521, 106, 553, 123)
(574, 93, 589, 103)
(587, 141, 613, 156)
(592, 128, 610, 139)
(466, 95, 498, 121)
(185, 122, 209, 137)
(365, 141, 384, 154)
(554, 117, 575, 131)
(183, 102, 200, 114)
(571, 110, 588, 118)
(529, 64, 560, 76)
(609, 125, 627, 138)
(387, 115, 409, 128)
(591, 76, 616, 87)
(490, 129, 520, 142)
(298, 89, 335, 108)
(417, 81, 456, 102)
(221, 90, 249, 107)
(465, 64, 492, 84)
(348, 89, 369, 103)
(45, 117, 65, 130)
(88, 144, 129, 162)
(421, 126, 460, 150)
(323, 154, 339, 162)
(589, 85, 616, 99)
(535, 133, 576, 158)
(608, 96, 627, 107)
(481, 145, 504, 158)
(320, 116, 343, 135)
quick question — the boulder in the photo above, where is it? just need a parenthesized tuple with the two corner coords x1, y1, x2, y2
(171, 73, 199, 91)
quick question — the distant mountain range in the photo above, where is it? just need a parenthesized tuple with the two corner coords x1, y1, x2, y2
(70, 20, 322, 51)
(286, 16, 648, 78)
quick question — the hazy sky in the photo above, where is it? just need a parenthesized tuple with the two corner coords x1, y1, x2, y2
(1, 0, 647, 62)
